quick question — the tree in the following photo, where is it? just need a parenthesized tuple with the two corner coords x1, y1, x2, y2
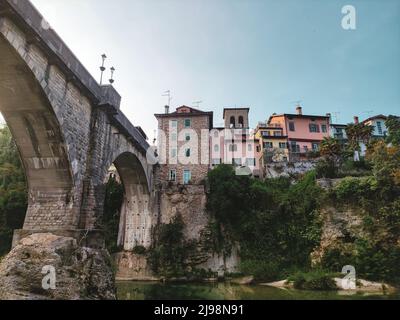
(0, 126, 27, 255)
(385, 115, 400, 146)
(320, 137, 342, 162)
(345, 123, 373, 161)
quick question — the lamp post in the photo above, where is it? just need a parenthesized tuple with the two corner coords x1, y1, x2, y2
(99, 54, 107, 85)
(109, 67, 115, 84)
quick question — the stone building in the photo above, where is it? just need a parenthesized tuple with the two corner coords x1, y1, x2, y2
(155, 105, 213, 185)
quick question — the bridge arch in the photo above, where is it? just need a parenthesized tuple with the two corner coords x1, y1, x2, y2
(0, 27, 76, 230)
(104, 151, 153, 250)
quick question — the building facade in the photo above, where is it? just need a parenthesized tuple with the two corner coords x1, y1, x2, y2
(268, 106, 330, 160)
(155, 105, 213, 185)
(210, 108, 260, 176)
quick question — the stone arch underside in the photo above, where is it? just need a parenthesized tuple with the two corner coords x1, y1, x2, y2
(0, 34, 75, 230)
(112, 152, 152, 250)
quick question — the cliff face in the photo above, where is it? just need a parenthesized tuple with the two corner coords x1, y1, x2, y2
(0, 233, 116, 300)
(311, 206, 366, 266)
(114, 183, 240, 279)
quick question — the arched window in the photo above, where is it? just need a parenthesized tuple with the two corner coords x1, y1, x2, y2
(230, 116, 235, 128)
(238, 116, 244, 128)
(214, 144, 220, 152)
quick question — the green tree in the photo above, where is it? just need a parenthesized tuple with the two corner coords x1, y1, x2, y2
(385, 115, 400, 146)
(345, 122, 373, 152)
(0, 126, 27, 255)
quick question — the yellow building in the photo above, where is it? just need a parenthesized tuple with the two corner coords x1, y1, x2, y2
(254, 122, 289, 176)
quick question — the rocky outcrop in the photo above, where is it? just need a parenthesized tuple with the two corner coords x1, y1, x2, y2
(114, 251, 157, 281)
(311, 206, 365, 266)
(265, 161, 317, 178)
(0, 233, 116, 300)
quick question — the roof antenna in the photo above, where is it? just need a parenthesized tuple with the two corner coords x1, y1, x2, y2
(193, 100, 203, 108)
(99, 54, 107, 85)
(162, 90, 172, 106)
(331, 112, 341, 123)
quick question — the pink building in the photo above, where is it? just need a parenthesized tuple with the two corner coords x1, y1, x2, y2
(210, 108, 261, 177)
(268, 106, 330, 160)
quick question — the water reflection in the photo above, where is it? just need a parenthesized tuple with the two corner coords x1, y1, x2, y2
(116, 281, 399, 300)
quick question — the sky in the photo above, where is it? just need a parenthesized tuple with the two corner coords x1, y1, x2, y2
(1, 0, 399, 137)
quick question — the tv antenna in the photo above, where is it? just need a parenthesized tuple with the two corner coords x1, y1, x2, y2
(193, 100, 203, 108)
(363, 110, 374, 118)
(162, 90, 172, 106)
(291, 100, 303, 107)
(331, 112, 341, 123)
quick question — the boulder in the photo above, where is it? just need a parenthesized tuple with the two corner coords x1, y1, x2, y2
(0, 233, 116, 300)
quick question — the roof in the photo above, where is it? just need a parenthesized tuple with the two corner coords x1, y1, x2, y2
(362, 114, 387, 124)
(223, 107, 250, 119)
(330, 123, 347, 127)
(154, 105, 214, 128)
(268, 113, 330, 124)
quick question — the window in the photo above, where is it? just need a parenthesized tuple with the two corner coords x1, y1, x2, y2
(229, 144, 238, 152)
(185, 133, 190, 141)
(312, 143, 319, 151)
(230, 116, 235, 128)
(212, 158, 221, 166)
(171, 120, 177, 128)
(171, 148, 177, 158)
(214, 144, 220, 152)
(256, 146, 261, 152)
(289, 122, 295, 131)
(171, 133, 177, 141)
(279, 142, 286, 149)
(377, 121, 383, 135)
(184, 119, 191, 128)
(263, 142, 273, 149)
(185, 148, 191, 157)
(248, 144, 253, 152)
(238, 116, 244, 128)
(309, 123, 320, 133)
(183, 170, 191, 184)
(273, 131, 282, 136)
(233, 158, 242, 166)
(321, 124, 327, 133)
(213, 131, 219, 138)
(303, 146, 309, 152)
(290, 141, 300, 152)
(168, 170, 176, 181)
(336, 128, 343, 134)
(246, 158, 256, 166)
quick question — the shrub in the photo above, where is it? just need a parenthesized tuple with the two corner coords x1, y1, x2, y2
(289, 270, 337, 290)
(239, 259, 280, 282)
(315, 159, 337, 178)
(132, 245, 146, 255)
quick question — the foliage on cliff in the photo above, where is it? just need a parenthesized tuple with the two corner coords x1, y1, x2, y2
(0, 126, 27, 255)
(148, 214, 198, 277)
(102, 175, 124, 253)
(207, 164, 323, 281)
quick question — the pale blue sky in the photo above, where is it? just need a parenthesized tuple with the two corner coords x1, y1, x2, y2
(10, 0, 400, 137)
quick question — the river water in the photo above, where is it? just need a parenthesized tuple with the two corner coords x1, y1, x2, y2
(116, 281, 400, 300)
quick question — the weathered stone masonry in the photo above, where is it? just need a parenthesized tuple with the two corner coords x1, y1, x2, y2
(0, 0, 154, 248)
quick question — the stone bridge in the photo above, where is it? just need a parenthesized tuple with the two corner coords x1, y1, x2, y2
(0, 0, 157, 249)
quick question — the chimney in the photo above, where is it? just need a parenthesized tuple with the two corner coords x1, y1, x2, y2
(296, 106, 302, 115)
(354, 116, 359, 124)
(164, 105, 169, 114)
(326, 113, 332, 124)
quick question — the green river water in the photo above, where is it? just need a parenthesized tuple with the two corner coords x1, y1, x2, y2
(116, 281, 400, 300)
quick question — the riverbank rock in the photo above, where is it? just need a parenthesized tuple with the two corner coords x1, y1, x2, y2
(333, 278, 397, 294)
(0, 233, 116, 300)
(231, 276, 255, 285)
